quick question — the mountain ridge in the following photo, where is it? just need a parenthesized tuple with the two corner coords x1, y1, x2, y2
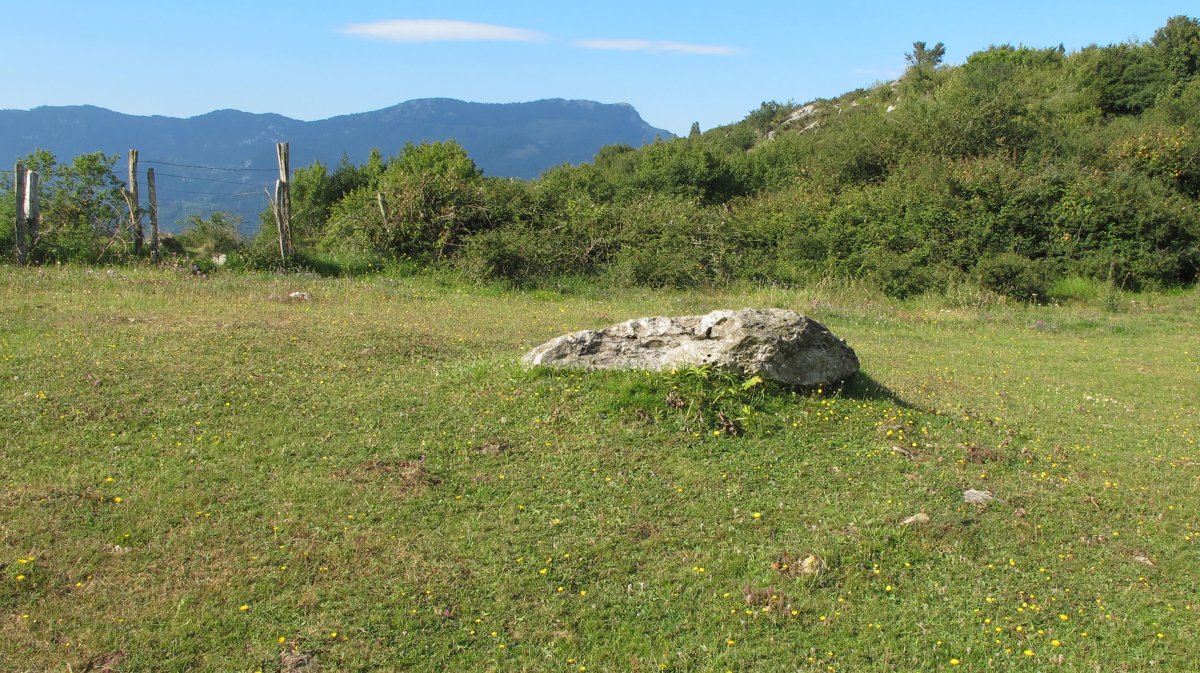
(0, 98, 672, 228)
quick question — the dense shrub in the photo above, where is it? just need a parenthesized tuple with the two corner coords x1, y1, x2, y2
(976, 252, 1047, 300)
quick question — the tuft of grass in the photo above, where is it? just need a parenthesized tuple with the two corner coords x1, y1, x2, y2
(1, 266, 1197, 672)
(1046, 275, 1106, 304)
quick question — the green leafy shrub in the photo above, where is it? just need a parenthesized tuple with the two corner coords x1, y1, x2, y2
(976, 252, 1047, 300)
(176, 212, 244, 258)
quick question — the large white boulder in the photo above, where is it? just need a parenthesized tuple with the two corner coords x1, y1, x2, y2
(522, 308, 859, 387)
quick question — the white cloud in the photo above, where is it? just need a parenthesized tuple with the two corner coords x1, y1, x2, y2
(341, 19, 545, 43)
(576, 38, 742, 56)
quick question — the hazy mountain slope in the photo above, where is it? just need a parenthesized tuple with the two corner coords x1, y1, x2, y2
(0, 99, 671, 228)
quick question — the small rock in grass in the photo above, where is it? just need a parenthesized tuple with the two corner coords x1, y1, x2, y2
(287, 291, 311, 302)
(900, 512, 931, 526)
(963, 489, 996, 504)
(798, 554, 826, 575)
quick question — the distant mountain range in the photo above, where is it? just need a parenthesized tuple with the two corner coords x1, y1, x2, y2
(0, 99, 672, 230)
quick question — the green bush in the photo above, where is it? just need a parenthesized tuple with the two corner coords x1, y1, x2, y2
(975, 252, 1047, 300)
(176, 213, 244, 258)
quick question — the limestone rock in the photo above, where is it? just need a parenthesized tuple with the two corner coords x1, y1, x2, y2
(798, 554, 826, 575)
(522, 308, 859, 387)
(900, 512, 931, 526)
(963, 489, 996, 504)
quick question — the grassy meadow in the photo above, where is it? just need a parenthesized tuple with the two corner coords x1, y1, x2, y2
(1, 266, 1198, 672)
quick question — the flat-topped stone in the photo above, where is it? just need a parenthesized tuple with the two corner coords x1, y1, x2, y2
(522, 308, 859, 387)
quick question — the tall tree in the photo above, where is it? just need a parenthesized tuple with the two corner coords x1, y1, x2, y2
(906, 41, 946, 69)
(1152, 15, 1200, 81)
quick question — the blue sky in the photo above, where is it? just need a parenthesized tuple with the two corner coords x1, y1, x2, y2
(4, 1, 1195, 135)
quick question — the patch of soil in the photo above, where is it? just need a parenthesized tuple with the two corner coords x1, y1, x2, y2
(476, 440, 510, 456)
(281, 649, 320, 673)
(80, 651, 126, 673)
(338, 456, 435, 492)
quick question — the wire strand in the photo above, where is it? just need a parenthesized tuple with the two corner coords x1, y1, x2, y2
(152, 171, 266, 186)
(143, 159, 277, 172)
(150, 188, 266, 197)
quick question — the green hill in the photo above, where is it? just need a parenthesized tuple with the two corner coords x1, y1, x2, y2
(6, 17, 1199, 300)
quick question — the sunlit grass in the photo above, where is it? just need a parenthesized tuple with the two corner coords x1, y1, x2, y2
(1, 266, 1197, 671)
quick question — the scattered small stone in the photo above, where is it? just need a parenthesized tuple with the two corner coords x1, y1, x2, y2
(1131, 553, 1156, 567)
(798, 554, 826, 575)
(963, 489, 996, 504)
(771, 552, 826, 577)
(901, 512, 931, 526)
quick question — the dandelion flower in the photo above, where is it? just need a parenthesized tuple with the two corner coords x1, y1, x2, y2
(950, 659, 961, 666)
(239, 604, 249, 612)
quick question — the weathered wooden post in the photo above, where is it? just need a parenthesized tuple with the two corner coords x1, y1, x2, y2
(24, 170, 39, 248)
(13, 163, 27, 265)
(127, 150, 142, 255)
(147, 167, 160, 261)
(377, 192, 388, 221)
(274, 142, 294, 260)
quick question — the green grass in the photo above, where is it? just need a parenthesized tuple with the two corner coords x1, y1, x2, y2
(1, 266, 1197, 672)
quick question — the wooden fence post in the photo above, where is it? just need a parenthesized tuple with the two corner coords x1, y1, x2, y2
(24, 170, 39, 248)
(377, 192, 388, 221)
(13, 163, 27, 265)
(127, 149, 142, 256)
(147, 167, 160, 261)
(274, 142, 293, 260)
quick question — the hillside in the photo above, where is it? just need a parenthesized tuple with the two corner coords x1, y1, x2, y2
(0, 99, 671, 228)
(161, 15, 1193, 298)
(3, 16, 1198, 300)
